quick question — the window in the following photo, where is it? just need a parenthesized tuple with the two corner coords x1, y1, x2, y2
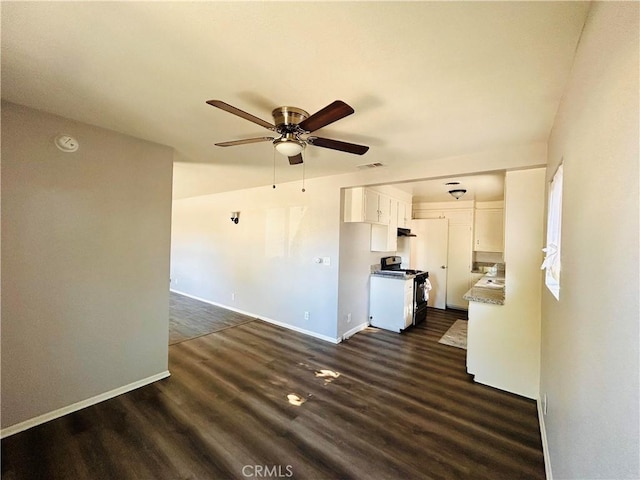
(541, 163, 563, 300)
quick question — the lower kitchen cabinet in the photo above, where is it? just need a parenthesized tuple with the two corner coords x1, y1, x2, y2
(369, 276, 413, 332)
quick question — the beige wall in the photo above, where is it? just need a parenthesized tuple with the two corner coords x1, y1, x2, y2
(541, 3, 639, 479)
(1, 102, 174, 430)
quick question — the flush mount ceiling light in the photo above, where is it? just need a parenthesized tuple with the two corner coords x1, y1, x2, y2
(273, 133, 305, 157)
(449, 189, 467, 200)
(444, 181, 466, 200)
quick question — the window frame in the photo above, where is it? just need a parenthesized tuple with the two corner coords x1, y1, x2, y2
(542, 163, 563, 300)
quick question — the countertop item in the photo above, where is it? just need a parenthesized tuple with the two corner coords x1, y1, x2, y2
(463, 271, 506, 305)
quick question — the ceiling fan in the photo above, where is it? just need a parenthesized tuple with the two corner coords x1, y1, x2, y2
(206, 99, 369, 165)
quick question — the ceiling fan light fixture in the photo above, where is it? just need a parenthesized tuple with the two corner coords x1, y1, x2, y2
(449, 188, 467, 200)
(274, 135, 304, 157)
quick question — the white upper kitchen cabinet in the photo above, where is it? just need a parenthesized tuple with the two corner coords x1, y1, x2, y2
(397, 201, 412, 228)
(474, 208, 504, 252)
(343, 187, 390, 225)
(371, 197, 398, 252)
(413, 202, 473, 226)
(364, 188, 383, 223)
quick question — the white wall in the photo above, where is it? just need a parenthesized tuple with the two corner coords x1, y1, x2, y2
(540, 3, 640, 479)
(1, 102, 174, 431)
(466, 168, 545, 399)
(171, 177, 342, 341)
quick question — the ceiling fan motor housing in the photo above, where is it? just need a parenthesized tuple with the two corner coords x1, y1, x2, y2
(272, 106, 309, 133)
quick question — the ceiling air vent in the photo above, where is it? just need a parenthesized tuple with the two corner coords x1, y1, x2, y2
(356, 162, 384, 169)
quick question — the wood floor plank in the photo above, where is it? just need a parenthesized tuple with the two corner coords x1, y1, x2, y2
(2, 306, 546, 479)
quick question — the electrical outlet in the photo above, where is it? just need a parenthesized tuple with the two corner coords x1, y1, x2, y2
(323, 257, 331, 266)
(542, 394, 548, 415)
(304, 311, 310, 320)
(231, 293, 236, 301)
(347, 313, 352, 323)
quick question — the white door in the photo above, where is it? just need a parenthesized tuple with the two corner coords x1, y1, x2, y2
(411, 219, 448, 309)
(446, 224, 473, 309)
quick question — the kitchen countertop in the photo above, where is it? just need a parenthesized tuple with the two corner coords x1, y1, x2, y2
(464, 271, 506, 305)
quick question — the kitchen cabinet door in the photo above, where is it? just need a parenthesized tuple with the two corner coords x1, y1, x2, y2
(474, 209, 504, 252)
(442, 209, 473, 226)
(398, 201, 412, 228)
(364, 189, 382, 223)
(371, 197, 398, 252)
(414, 210, 444, 220)
(377, 194, 391, 225)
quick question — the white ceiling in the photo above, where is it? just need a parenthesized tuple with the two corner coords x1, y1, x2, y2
(1, 2, 589, 199)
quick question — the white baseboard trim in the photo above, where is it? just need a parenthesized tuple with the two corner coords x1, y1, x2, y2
(259, 315, 341, 344)
(171, 289, 341, 344)
(537, 396, 553, 480)
(0, 370, 171, 439)
(171, 289, 261, 320)
(341, 322, 369, 342)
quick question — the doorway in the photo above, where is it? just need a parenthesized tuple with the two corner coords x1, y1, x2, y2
(411, 218, 448, 309)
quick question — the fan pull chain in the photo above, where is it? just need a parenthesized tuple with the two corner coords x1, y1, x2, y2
(301, 160, 306, 193)
(272, 148, 276, 189)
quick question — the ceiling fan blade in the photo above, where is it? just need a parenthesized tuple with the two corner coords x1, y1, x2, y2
(307, 136, 369, 155)
(206, 100, 275, 130)
(215, 137, 274, 147)
(288, 153, 303, 165)
(298, 100, 354, 133)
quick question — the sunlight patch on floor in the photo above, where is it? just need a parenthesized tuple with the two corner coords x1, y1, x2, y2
(315, 369, 340, 385)
(286, 393, 306, 406)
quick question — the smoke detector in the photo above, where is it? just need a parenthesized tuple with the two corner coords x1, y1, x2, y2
(54, 134, 79, 152)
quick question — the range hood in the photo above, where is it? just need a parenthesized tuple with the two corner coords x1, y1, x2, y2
(397, 227, 416, 237)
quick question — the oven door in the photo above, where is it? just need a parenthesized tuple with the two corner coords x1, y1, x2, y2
(413, 276, 429, 325)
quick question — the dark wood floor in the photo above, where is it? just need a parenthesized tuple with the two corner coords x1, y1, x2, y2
(169, 292, 256, 345)
(1, 307, 545, 480)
